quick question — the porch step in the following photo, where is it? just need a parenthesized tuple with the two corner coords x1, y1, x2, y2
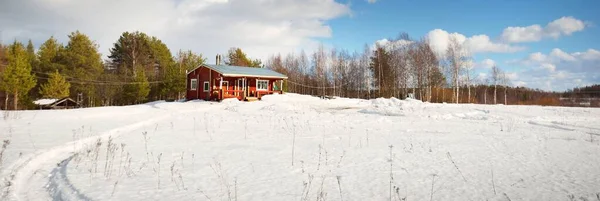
(245, 97, 259, 102)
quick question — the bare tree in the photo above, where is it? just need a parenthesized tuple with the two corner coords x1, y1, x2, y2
(501, 72, 510, 105)
(446, 37, 464, 103)
(463, 53, 474, 103)
(490, 65, 501, 104)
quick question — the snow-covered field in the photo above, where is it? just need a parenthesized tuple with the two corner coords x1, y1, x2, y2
(1, 93, 599, 201)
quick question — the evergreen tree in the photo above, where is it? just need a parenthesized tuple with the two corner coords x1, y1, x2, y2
(58, 31, 103, 107)
(225, 47, 262, 67)
(177, 50, 206, 71)
(160, 50, 207, 100)
(369, 46, 392, 97)
(109, 32, 174, 100)
(0, 41, 36, 110)
(160, 63, 184, 100)
(148, 36, 175, 99)
(96, 72, 123, 106)
(123, 68, 150, 104)
(108, 31, 153, 76)
(37, 36, 64, 73)
(32, 36, 65, 100)
(40, 71, 70, 98)
(26, 40, 37, 67)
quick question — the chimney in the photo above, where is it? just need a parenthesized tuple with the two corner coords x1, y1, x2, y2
(215, 54, 223, 65)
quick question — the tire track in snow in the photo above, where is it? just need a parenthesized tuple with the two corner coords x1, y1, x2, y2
(4, 103, 223, 201)
(527, 121, 576, 131)
(46, 156, 92, 201)
(8, 115, 173, 201)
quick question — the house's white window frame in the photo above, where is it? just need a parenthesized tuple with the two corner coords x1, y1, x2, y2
(256, 79, 269, 91)
(190, 79, 198, 91)
(203, 81, 209, 92)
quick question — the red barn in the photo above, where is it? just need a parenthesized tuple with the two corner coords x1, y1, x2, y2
(186, 59, 288, 101)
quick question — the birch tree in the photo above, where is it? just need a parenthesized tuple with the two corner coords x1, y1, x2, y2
(490, 65, 501, 104)
(445, 37, 463, 103)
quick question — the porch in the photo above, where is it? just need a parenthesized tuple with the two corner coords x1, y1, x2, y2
(212, 77, 284, 101)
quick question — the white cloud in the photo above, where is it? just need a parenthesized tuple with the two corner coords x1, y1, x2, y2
(476, 59, 496, 69)
(500, 25, 543, 43)
(426, 29, 524, 56)
(0, 0, 351, 62)
(372, 38, 413, 50)
(572, 49, 600, 60)
(513, 81, 527, 87)
(511, 48, 600, 91)
(550, 48, 576, 61)
(540, 63, 556, 72)
(367, 0, 378, 3)
(501, 16, 586, 43)
(528, 52, 547, 63)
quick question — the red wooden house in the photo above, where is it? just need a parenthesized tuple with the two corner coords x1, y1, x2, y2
(186, 58, 288, 101)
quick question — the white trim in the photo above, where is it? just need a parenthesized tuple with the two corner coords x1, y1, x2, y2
(203, 81, 209, 92)
(190, 79, 198, 91)
(256, 79, 268, 91)
(222, 73, 288, 79)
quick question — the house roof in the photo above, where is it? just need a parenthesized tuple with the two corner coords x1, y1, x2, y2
(34, 98, 79, 107)
(33, 99, 59, 105)
(189, 64, 288, 79)
(49, 97, 78, 107)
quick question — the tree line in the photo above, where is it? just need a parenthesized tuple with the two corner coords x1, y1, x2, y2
(265, 33, 599, 107)
(266, 34, 521, 104)
(1, 31, 597, 110)
(0, 31, 263, 110)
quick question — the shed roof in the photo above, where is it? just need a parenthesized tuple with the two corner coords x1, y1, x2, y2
(189, 64, 288, 79)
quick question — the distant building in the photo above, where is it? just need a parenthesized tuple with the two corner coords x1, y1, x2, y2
(186, 55, 288, 101)
(33, 98, 80, 109)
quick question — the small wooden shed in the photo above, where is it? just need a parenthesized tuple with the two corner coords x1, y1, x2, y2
(186, 59, 288, 101)
(34, 98, 80, 109)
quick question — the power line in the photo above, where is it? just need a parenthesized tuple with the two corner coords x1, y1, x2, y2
(32, 71, 168, 85)
(286, 79, 348, 89)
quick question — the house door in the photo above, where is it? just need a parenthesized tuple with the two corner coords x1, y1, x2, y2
(222, 81, 229, 94)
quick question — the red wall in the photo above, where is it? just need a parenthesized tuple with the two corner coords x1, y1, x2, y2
(186, 67, 221, 100)
(186, 66, 283, 101)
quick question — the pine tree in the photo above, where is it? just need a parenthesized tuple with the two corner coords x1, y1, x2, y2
(369, 46, 392, 97)
(123, 68, 150, 104)
(108, 31, 153, 77)
(32, 36, 65, 101)
(59, 31, 103, 107)
(161, 63, 184, 100)
(177, 50, 206, 71)
(165, 50, 206, 99)
(37, 36, 64, 73)
(225, 47, 262, 67)
(0, 41, 36, 110)
(26, 40, 37, 67)
(148, 36, 174, 100)
(40, 71, 70, 98)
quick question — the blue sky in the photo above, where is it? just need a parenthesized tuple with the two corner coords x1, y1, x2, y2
(1, 0, 598, 91)
(321, 0, 600, 91)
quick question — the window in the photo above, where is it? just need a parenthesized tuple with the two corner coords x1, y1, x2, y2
(190, 79, 198, 91)
(256, 80, 269, 91)
(203, 81, 209, 92)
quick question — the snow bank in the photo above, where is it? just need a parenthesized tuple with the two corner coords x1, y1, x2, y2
(359, 97, 424, 116)
(3, 93, 600, 201)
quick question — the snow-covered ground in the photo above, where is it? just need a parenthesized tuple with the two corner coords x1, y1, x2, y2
(1, 93, 599, 201)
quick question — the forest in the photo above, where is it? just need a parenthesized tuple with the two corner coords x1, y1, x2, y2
(0, 31, 596, 110)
